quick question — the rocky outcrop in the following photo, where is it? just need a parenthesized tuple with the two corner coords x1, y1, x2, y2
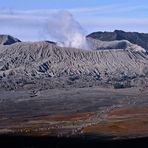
(0, 35, 21, 45)
(87, 30, 148, 51)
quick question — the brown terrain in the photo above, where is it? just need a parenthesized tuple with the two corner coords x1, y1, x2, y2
(2, 105, 148, 139)
(83, 106, 148, 138)
(0, 86, 148, 139)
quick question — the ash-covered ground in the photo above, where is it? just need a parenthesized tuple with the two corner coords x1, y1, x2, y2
(0, 32, 148, 141)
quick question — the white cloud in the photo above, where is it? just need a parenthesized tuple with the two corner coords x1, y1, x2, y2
(0, 5, 148, 41)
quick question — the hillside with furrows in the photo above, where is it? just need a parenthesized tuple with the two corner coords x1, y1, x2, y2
(0, 37, 147, 90)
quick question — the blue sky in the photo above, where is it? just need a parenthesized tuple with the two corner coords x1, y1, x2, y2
(0, 0, 148, 41)
(0, 0, 130, 9)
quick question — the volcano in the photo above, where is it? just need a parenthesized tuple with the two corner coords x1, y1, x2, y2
(0, 32, 147, 144)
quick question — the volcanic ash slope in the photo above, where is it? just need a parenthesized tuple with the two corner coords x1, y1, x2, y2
(0, 38, 147, 90)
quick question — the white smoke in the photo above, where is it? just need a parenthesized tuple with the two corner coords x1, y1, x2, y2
(47, 10, 89, 50)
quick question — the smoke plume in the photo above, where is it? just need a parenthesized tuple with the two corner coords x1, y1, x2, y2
(47, 10, 89, 50)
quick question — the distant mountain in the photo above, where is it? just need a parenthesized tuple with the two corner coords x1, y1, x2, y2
(87, 38, 146, 52)
(0, 35, 21, 45)
(87, 30, 148, 51)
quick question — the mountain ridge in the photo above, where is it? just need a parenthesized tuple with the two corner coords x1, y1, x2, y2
(0, 39, 147, 90)
(87, 30, 148, 51)
(0, 35, 21, 45)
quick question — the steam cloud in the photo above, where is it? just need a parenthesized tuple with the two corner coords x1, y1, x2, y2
(47, 10, 89, 50)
